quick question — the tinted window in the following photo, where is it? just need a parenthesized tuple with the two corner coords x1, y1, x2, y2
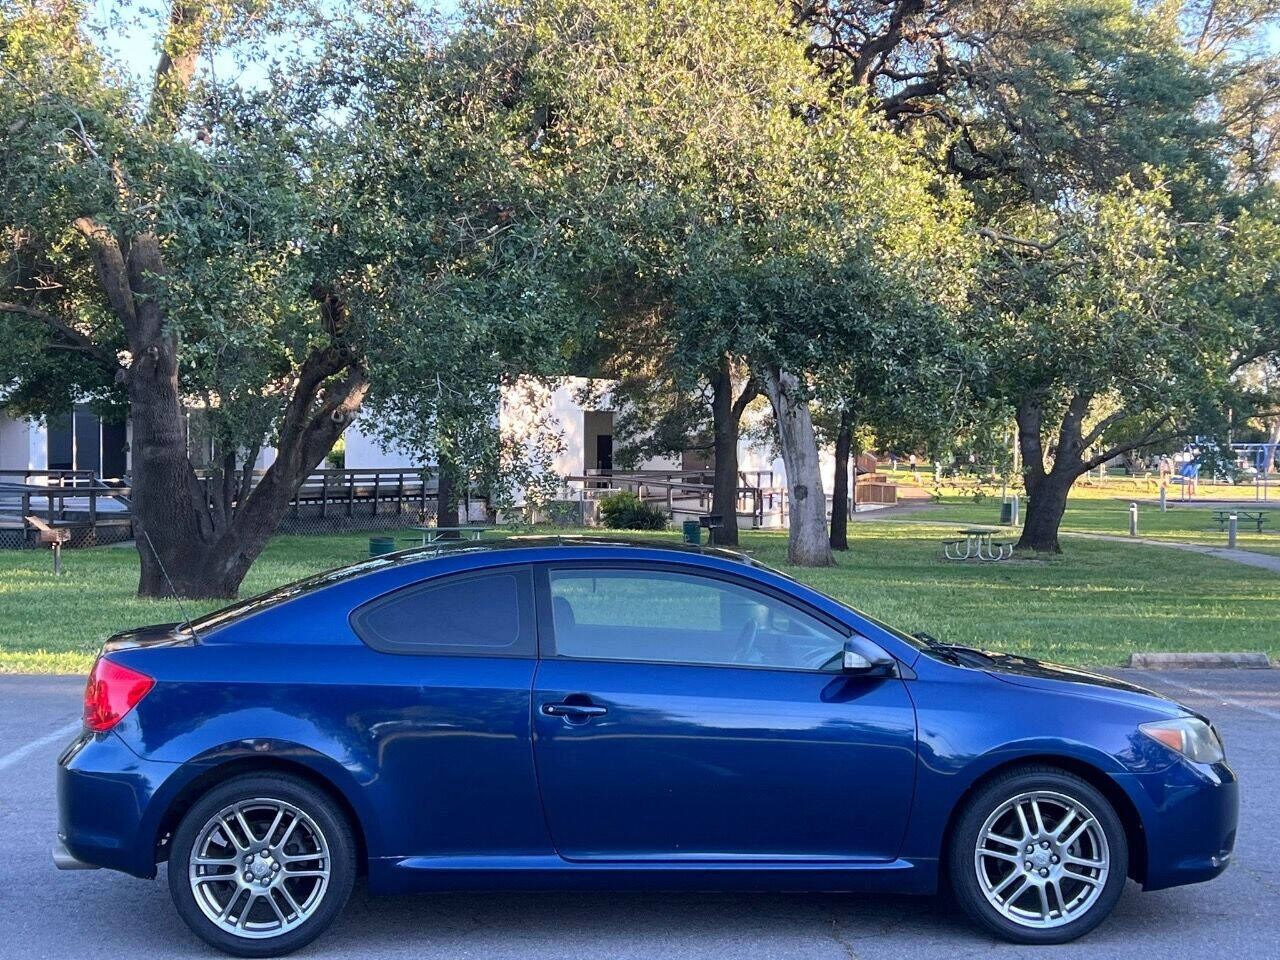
(548, 568, 847, 670)
(352, 567, 534, 656)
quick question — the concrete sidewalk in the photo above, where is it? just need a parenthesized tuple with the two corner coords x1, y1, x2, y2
(1062, 530, 1280, 573)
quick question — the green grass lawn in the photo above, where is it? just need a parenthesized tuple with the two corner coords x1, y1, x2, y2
(1, 519, 1276, 674)
(917, 492, 1280, 555)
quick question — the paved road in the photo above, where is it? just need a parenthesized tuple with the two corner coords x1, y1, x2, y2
(1, 670, 1275, 960)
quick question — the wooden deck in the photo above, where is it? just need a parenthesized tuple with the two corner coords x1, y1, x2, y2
(0, 467, 462, 548)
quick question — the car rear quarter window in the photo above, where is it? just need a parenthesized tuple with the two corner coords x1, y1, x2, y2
(350, 566, 535, 656)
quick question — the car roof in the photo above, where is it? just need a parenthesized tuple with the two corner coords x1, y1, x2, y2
(396, 534, 767, 567)
(188, 534, 773, 635)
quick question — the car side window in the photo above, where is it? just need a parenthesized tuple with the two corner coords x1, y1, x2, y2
(547, 567, 847, 671)
(351, 566, 535, 656)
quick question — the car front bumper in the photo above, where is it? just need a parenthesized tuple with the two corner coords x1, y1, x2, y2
(1124, 757, 1238, 891)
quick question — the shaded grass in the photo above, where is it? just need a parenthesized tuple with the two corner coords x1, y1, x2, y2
(1, 520, 1276, 674)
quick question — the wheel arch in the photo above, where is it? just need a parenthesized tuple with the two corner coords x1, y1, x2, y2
(939, 754, 1148, 886)
(152, 755, 370, 875)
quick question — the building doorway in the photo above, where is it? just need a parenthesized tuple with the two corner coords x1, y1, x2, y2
(595, 433, 614, 474)
(583, 410, 615, 481)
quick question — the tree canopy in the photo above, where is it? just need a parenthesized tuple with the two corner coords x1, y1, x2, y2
(4, 0, 1280, 589)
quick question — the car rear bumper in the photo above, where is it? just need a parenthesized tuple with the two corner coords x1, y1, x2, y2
(1125, 758, 1238, 891)
(52, 838, 99, 870)
(56, 729, 184, 879)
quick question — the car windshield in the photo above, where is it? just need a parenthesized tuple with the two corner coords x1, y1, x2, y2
(846, 608, 931, 651)
(731, 553, 930, 652)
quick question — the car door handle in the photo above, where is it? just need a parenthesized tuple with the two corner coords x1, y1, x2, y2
(541, 701, 608, 720)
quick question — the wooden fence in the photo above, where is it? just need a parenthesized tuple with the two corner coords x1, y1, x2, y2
(0, 467, 467, 548)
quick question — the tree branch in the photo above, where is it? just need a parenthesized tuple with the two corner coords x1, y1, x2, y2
(1079, 409, 1128, 451)
(976, 226, 1066, 255)
(1055, 391, 1093, 466)
(71, 217, 138, 329)
(147, 0, 210, 133)
(1080, 427, 1177, 473)
(731, 377, 759, 421)
(0, 300, 121, 371)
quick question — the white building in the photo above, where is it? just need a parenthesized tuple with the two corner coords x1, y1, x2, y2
(0, 405, 129, 477)
(1, 377, 889, 530)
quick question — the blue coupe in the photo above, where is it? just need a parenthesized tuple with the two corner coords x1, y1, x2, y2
(55, 538, 1237, 955)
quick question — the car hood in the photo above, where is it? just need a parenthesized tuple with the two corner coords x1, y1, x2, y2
(977, 652, 1187, 714)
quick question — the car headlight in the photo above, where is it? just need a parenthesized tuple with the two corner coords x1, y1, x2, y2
(1139, 717, 1225, 764)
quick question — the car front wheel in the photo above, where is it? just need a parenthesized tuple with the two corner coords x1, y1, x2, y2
(948, 765, 1128, 944)
(168, 772, 356, 958)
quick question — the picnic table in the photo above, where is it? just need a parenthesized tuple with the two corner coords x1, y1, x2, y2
(1210, 510, 1268, 533)
(943, 527, 1013, 562)
(410, 525, 493, 546)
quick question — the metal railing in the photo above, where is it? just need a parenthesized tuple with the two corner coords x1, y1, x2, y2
(567, 469, 782, 527)
(1, 466, 473, 547)
(0, 475, 134, 548)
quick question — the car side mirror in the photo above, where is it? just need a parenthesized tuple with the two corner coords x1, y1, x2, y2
(841, 639, 897, 677)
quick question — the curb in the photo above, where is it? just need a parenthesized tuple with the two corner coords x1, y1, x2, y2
(1127, 652, 1273, 669)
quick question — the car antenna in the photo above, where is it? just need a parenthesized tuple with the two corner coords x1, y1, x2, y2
(138, 526, 201, 642)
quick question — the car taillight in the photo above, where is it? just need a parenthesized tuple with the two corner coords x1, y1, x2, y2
(83, 658, 154, 732)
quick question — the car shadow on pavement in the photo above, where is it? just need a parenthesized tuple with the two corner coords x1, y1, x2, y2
(41, 869, 1224, 960)
(307, 880, 1205, 959)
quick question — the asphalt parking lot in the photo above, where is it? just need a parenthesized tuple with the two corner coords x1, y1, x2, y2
(1, 669, 1275, 960)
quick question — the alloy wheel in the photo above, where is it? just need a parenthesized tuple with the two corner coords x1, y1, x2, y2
(188, 798, 332, 940)
(973, 789, 1110, 929)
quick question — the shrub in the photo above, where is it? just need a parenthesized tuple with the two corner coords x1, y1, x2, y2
(598, 491, 668, 530)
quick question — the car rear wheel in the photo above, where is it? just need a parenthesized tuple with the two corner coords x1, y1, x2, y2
(168, 773, 356, 958)
(948, 766, 1128, 944)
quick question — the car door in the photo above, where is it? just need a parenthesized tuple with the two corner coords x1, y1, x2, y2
(531, 562, 918, 862)
(345, 563, 550, 859)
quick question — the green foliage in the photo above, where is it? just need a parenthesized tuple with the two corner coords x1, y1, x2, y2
(597, 491, 668, 530)
(325, 436, 345, 470)
(5, 0, 1280, 574)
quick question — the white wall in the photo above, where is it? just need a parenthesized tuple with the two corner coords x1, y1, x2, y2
(0, 415, 41, 471)
(342, 416, 418, 469)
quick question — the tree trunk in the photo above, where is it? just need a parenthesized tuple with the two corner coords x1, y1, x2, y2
(1012, 395, 1087, 554)
(23, 9, 372, 600)
(435, 452, 460, 534)
(1264, 419, 1280, 476)
(129, 358, 367, 599)
(1016, 470, 1073, 552)
(103, 240, 368, 598)
(707, 356, 757, 547)
(757, 366, 833, 566)
(829, 412, 853, 551)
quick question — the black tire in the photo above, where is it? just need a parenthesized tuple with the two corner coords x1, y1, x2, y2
(947, 765, 1128, 944)
(167, 773, 356, 958)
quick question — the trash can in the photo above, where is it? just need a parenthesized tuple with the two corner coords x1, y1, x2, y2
(999, 500, 1013, 524)
(369, 536, 396, 557)
(682, 520, 702, 545)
